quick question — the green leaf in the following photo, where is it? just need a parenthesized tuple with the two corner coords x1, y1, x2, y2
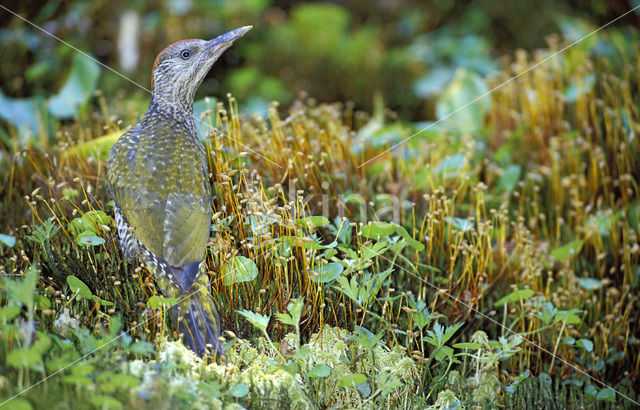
(102, 374, 140, 393)
(302, 239, 337, 250)
(433, 345, 454, 361)
(436, 155, 467, 178)
(332, 216, 352, 244)
(335, 276, 361, 305)
(537, 302, 558, 325)
(0, 89, 45, 143)
(376, 372, 404, 397)
(506, 370, 531, 393)
(356, 381, 371, 397)
(0, 233, 16, 247)
(576, 339, 593, 352)
(360, 241, 388, 260)
(229, 383, 249, 398)
(413, 311, 432, 331)
(551, 240, 583, 260)
(498, 165, 521, 193)
(426, 322, 464, 347)
(436, 67, 490, 134)
(361, 222, 396, 238)
(34, 294, 50, 309)
(393, 224, 425, 251)
(31, 333, 51, 356)
(442, 322, 464, 345)
(47, 54, 100, 119)
(67, 275, 93, 299)
(296, 216, 330, 228)
(355, 326, 384, 349)
(294, 345, 310, 360)
(69, 210, 111, 237)
(71, 363, 94, 377)
(585, 384, 598, 396)
(554, 309, 582, 325)
(147, 295, 180, 309)
(309, 262, 343, 283)
(286, 298, 304, 323)
(596, 388, 616, 402)
(7, 348, 42, 370)
(222, 256, 258, 286)
(337, 373, 368, 388)
(5, 264, 39, 307)
(276, 298, 308, 326)
(578, 277, 601, 290)
(129, 341, 154, 357)
(453, 342, 482, 350)
(92, 295, 115, 307)
(238, 309, 270, 331)
(0, 305, 21, 322)
(77, 235, 105, 246)
(308, 364, 331, 378)
(88, 395, 123, 410)
(275, 312, 295, 326)
(494, 289, 535, 307)
(2, 398, 32, 410)
(414, 67, 454, 98)
(445, 217, 473, 233)
(62, 375, 93, 386)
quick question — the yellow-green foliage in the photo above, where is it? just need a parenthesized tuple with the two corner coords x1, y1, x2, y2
(124, 326, 419, 409)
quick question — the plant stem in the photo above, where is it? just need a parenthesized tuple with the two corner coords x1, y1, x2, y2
(549, 319, 566, 374)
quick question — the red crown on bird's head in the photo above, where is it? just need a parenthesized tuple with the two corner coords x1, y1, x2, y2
(151, 39, 199, 90)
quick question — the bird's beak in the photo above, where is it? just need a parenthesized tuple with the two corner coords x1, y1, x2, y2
(205, 26, 253, 56)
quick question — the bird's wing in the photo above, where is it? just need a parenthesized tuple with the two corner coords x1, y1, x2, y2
(162, 191, 211, 266)
(107, 122, 212, 271)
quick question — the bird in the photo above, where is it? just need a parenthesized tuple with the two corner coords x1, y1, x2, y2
(106, 26, 252, 357)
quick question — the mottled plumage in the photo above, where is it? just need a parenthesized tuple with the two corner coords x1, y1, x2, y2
(106, 26, 252, 356)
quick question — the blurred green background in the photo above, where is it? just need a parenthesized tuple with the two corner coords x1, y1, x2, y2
(0, 0, 638, 145)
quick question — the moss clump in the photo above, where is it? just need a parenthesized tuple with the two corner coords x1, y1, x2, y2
(121, 326, 420, 409)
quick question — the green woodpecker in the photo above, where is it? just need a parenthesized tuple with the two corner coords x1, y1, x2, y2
(107, 26, 252, 356)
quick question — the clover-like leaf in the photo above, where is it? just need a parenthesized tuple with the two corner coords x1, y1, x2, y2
(67, 275, 93, 299)
(222, 256, 258, 286)
(308, 364, 331, 378)
(337, 373, 367, 388)
(309, 262, 343, 283)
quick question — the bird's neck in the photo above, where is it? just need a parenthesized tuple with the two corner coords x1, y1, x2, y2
(146, 93, 195, 124)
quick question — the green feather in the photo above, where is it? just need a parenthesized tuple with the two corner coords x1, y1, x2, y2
(107, 116, 211, 267)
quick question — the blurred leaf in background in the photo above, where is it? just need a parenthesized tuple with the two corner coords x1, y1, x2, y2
(47, 53, 100, 119)
(0, 90, 45, 146)
(0, 0, 635, 149)
(435, 67, 490, 135)
(238, 2, 384, 109)
(412, 29, 499, 100)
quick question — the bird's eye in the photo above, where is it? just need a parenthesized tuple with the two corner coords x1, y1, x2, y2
(180, 49, 191, 60)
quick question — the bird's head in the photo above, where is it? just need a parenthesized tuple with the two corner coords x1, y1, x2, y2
(149, 26, 252, 116)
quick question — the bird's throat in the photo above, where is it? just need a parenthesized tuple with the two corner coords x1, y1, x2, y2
(145, 95, 195, 125)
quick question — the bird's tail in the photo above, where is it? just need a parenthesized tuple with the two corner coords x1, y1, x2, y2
(164, 277, 223, 357)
